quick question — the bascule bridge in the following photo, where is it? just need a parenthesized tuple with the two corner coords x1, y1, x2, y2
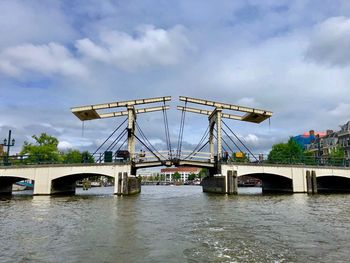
(2, 95, 350, 196)
(69, 95, 272, 195)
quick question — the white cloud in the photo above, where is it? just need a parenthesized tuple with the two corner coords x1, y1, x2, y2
(0, 1, 76, 48)
(237, 97, 260, 107)
(329, 103, 350, 124)
(305, 16, 350, 66)
(58, 141, 73, 151)
(0, 43, 87, 77)
(76, 25, 192, 70)
(243, 134, 259, 144)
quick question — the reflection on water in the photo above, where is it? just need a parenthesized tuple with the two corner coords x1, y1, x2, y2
(1, 186, 350, 263)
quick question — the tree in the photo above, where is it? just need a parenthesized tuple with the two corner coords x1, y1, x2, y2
(63, 150, 94, 164)
(188, 173, 196, 181)
(303, 150, 317, 165)
(173, 172, 181, 181)
(20, 133, 62, 164)
(328, 146, 345, 166)
(268, 138, 304, 164)
(229, 152, 249, 163)
(197, 168, 208, 180)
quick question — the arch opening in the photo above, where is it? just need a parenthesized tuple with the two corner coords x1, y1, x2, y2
(51, 173, 114, 195)
(240, 173, 293, 193)
(317, 176, 350, 193)
(0, 176, 34, 195)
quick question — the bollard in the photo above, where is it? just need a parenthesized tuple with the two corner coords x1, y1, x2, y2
(227, 170, 233, 194)
(232, 170, 238, 195)
(311, 170, 317, 194)
(306, 171, 312, 194)
(122, 172, 128, 195)
(117, 172, 122, 195)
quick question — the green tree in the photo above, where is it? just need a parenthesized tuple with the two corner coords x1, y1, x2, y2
(197, 168, 208, 179)
(303, 150, 317, 165)
(173, 172, 181, 181)
(188, 173, 196, 181)
(268, 138, 304, 164)
(20, 133, 62, 164)
(63, 150, 94, 164)
(229, 152, 249, 163)
(328, 146, 345, 166)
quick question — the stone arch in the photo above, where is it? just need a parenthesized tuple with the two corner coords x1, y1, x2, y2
(240, 172, 293, 193)
(0, 175, 35, 194)
(316, 175, 350, 193)
(51, 173, 114, 195)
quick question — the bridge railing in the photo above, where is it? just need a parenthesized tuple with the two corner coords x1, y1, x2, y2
(177, 150, 211, 162)
(0, 152, 131, 167)
(131, 150, 171, 163)
(223, 153, 350, 167)
(1, 151, 349, 168)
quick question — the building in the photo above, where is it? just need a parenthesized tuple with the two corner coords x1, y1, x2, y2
(293, 130, 326, 150)
(337, 121, 350, 161)
(307, 130, 338, 159)
(305, 121, 350, 166)
(160, 167, 201, 182)
(136, 169, 160, 181)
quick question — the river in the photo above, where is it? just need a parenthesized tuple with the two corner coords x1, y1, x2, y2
(1, 186, 350, 263)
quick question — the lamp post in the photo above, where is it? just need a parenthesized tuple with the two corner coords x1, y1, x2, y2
(2, 130, 15, 166)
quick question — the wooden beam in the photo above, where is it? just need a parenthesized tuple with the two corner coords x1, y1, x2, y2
(98, 105, 170, 119)
(71, 96, 171, 112)
(179, 96, 272, 116)
(177, 106, 244, 121)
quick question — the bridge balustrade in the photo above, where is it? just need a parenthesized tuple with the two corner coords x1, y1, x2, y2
(0, 152, 349, 168)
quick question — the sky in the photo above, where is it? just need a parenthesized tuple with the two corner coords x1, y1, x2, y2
(1, 0, 350, 155)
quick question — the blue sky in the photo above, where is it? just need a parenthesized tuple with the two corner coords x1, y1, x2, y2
(1, 0, 350, 154)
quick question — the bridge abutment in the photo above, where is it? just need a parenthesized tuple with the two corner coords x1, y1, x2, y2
(115, 172, 141, 195)
(202, 170, 237, 195)
(306, 170, 318, 194)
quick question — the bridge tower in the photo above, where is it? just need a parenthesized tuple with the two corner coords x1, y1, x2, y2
(178, 96, 272, 164)
(71, 96, 171, 195)
(177, 96, 272, 194)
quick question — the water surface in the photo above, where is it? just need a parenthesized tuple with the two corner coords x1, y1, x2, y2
(1, 186, 350, 263)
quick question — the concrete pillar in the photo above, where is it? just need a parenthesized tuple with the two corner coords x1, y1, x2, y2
(227, 170, 233, 194)
(292, 168, 305, 193)
(115, 172, 141, 196)
(127, 106, 136, 160)
(115, 172, 122, 195)
(209, 122, 215, 163)
(33, 168, 52, 195)
(226, 170, 238, 195)
(232, 170, 238, 195)
(122, 172, 128, 194)
(311, 170, 318, 194)
(306, 170, 312, 194)
(216, 108, 222, 161)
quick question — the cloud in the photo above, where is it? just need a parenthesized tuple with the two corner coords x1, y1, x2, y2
(2, 1, 350, 156)
(75, 25, 192, 70)
(0, 0, 76, 48)
(0, 42, 87, 77)
(58, 141, 73, 151)
(329, 103, 350, 124)
(237, 97, 260, 107)
(305, 16, 350, 66)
